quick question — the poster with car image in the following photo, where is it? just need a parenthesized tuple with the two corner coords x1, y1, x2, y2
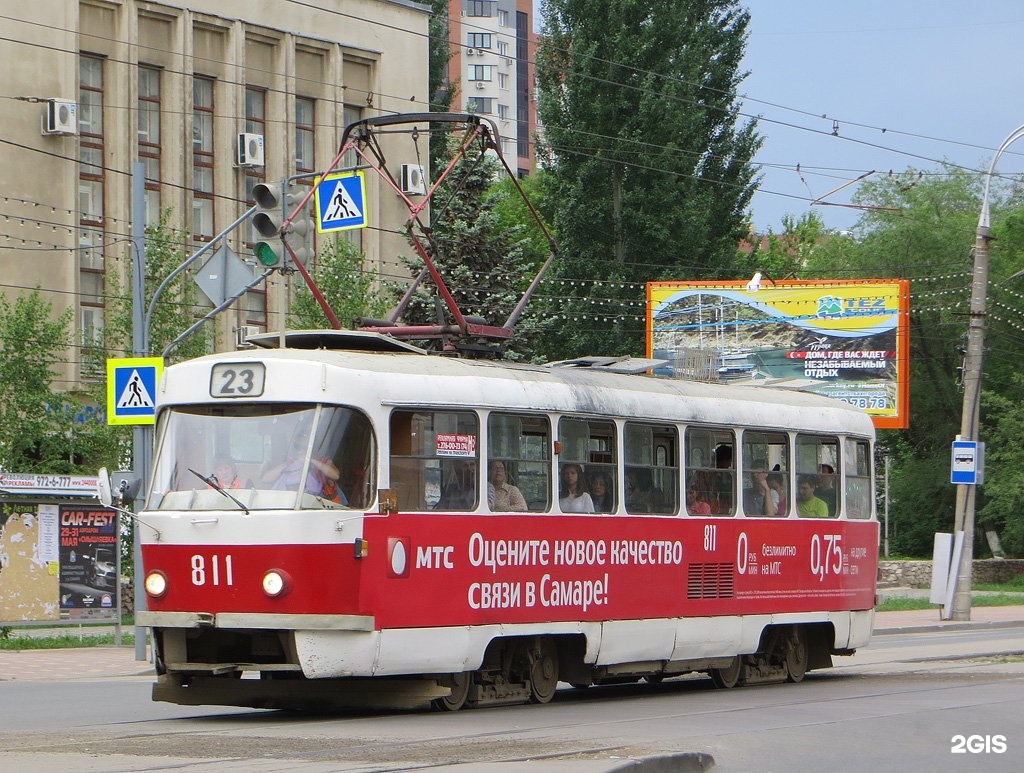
(58, 504, 118, 618)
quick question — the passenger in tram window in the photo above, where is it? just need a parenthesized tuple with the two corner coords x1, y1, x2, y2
(711, 444, 735, 514)
(589, 470, 614, 513)
(625, 468, 653, 512)
(797, 475, 829, 518)
(439, 458, 478, 510)
(743, 458, 778, 516)
(817, 464, 837, 516)
(685, 483, 711, 515)
(486, 459, 527, 512)
(265, 430, 345, 504)
(768, 470, 788, 515)
(559, 463, 595, 513)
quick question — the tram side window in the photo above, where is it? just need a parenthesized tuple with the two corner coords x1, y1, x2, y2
(684, 428, 736, 516)
(390, 410, 479, 512)
(741, 431, 790, 517)
(488, 413, 550, 512)
(795, 434, 839, 518)
(557, 417, 615, 514)
(317, 406, 377, 509)
(845, 438, 873, 519)
(624, 422, 678, 515)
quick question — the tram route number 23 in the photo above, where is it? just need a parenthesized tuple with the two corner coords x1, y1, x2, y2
(191, 554, 235, 586)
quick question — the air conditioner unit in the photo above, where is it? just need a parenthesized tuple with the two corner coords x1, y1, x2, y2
(236, 133, 265, 167)
(475, 81, 487, 90)
(477, 49, 487, 56)
(400, 164, 427, 196)
(41, 99, 77, 135)
(466, 48, 475, 56)
(235, 325, 260, 348)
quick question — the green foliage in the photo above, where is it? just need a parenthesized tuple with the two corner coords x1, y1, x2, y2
(104, 210, 212, 365)
(0, 290, 102, 473)
(798, 167, 1024, 557)
(979, 384, 1024, 556)
(534, 0, 762, 359)
(427, 0, 456, 179)
(289, 238, 392, 329)
(396, 134, 556, 359)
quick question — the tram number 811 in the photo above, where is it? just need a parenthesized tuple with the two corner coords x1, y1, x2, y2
(191, 554, 235, 586)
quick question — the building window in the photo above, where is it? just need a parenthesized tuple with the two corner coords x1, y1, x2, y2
(192, 76, 215, 246)
(467, 1, 493, 17)
(295, 97, 315, 174)
(467, 97, 494, 114)
(468, 65, 493, 82)
(498, 72, 509, 90)
(497, 8, 509, 26)
(138, 66, 161, 225)
(467, 32, 492, 49)
(497, 40, 509, 57)
(79, 54, 105, 355)
(497, 103, 509, 120)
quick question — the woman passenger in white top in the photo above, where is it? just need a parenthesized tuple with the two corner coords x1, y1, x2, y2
(559, 463, 595, 513)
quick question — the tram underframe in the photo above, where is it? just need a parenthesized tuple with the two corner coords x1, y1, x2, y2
(150, 623, 838, 711)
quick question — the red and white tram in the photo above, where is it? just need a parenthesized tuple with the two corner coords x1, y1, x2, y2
(130, 330, 878, 710)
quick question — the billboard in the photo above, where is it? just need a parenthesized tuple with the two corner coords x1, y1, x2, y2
(647, 279, 910, 429)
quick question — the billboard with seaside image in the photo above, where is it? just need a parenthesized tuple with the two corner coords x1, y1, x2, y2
(647, 279, 910, 429)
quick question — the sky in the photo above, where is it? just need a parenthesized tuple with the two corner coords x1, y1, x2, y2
(534, 1, 1024, 234)
(740, 1, 1024, 233)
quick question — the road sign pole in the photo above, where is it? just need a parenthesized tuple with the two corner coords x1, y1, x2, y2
(130, 163, 149, 661)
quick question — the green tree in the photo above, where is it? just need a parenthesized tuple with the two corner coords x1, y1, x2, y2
(290, 239, 392, 329)
(427, 0, 455, 179)
(104, 211, 212, 364)
(800, 167, 1024, 556)
(534, 0, 762, 359)
(0, 291, 77, 471)
(398, 134, 550, 358)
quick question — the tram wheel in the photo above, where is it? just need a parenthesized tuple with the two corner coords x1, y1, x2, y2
(785, 628, 809, 683)
(433, 671, 472, 711)
(710, 656, 745, 689)
(528, 637, 559, 704)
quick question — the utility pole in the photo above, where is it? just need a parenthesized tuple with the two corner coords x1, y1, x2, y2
(949, 124, 1024, 620)
(130, 163, 150, 659)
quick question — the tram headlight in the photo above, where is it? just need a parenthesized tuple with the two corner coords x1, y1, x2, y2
(262, 569, 291, 598)
(144, 570, 168, 599)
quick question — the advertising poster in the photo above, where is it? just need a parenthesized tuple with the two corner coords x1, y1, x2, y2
(0, 504, 60, 622)
(647, 280, 910, 429)
(58, 504, 118, 619)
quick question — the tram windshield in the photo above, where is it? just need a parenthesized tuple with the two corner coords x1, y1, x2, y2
(150, 403, 376, 511)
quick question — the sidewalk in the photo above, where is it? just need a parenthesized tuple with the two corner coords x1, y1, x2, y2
(2, 603, 1022, 684)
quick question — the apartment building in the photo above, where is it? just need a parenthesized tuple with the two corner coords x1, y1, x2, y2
(2, 0, 430, 388)
(446, 0, 536, 176)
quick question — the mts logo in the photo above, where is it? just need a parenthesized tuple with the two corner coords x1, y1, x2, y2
(416, 545, 455, 569)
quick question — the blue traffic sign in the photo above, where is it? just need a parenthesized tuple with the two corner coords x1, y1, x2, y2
(315, 171, 367, 232)
(106, 357, 163, 425)
(950, 439, 978, 485)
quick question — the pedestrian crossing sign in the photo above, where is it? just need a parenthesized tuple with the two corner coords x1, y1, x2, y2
(314, 171, 367, 232)
(106, 357, 163, 425)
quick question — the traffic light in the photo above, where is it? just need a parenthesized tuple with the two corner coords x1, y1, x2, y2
(252, 181, 286, 268)
(251, 182, 316, 269)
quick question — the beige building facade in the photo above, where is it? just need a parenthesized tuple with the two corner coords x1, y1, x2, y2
(2, 0, 430, 388)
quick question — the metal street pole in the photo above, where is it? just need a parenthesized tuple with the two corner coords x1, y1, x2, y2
(130, 163, 150, 659)
(949, 124, 1024, 620)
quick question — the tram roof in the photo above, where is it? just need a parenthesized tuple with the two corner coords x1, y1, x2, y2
(166, 330, 875, 436)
